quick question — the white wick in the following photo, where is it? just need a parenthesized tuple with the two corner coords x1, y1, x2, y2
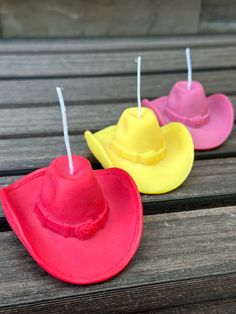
(56, 87, 74, 176)
(186, 48, 192, 90)
(135, 56, 142, 118)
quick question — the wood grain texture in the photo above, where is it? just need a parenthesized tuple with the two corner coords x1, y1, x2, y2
(0, 102, 129, 137)
(0, 35, 236, 53)
(157, 298, 236, 314)
(0, 206, 235, 313)
(0, 70, 235, 107)
(1, 157, 236, 223)
(0, 129, 235, 174)
(1, 276, 236, 314)
(0, 36, 235, 313)
(0, 98, 235, 138)
(1, 46, 236, 78)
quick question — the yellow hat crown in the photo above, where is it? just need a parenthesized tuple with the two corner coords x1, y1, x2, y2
(111, 107, 166, 165)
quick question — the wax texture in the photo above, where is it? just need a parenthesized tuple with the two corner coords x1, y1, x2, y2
(0, 155, 143, 284)
(85, 107, 194, 194)
(143, 81, 234, 150)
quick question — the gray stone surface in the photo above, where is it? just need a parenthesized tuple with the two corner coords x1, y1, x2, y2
(200, 21, 236, 33)
(200, 0, 236, 33)
(201, 0, 236, 21)
(0, 0, 236, 37)
(0, 0, 201, 37)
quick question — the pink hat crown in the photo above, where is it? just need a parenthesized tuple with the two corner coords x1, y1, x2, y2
(165, 81, 210, 127)
(35, 156, 108, 240)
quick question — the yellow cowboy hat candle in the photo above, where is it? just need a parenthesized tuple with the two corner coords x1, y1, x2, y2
(85, 57, 194, 194)
(85, 106, 194, 194)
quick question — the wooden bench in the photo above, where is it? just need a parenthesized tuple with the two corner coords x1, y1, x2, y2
(0, 35, 236, 313)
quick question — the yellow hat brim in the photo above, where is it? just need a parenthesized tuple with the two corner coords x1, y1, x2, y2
(84, 123, 194, 194)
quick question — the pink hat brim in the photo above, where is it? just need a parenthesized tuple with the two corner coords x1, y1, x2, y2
(143, 94, 234, 150)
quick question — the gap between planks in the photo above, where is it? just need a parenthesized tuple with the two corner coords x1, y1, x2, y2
(0, 69, 235, 107)
(0, 206, 235, 312)
(0, 46, 236, 78)
(0, 35, 236, 54)
(0, 130, 235, 174)
(0, 100, 235, 138)
(0, 157, 236, 224)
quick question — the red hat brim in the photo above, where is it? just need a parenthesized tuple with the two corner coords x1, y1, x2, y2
(143, 94, 234, 150)
(0, 167, 143, 284)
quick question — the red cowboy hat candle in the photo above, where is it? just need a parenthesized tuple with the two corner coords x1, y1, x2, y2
(143, 48, 234, 150)
(0, 88, 143, 284)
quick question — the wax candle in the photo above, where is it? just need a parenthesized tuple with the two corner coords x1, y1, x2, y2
(85, 56, 194, 194)
(142, 48, 234, 150)
(0, 87, 143, 284)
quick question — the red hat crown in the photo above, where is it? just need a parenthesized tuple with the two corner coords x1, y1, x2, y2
(35, 156, 108, 240)
(165, 81, 210, 127)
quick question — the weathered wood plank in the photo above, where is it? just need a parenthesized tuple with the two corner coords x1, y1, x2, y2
(0, 206, 235, 313)
(0, 131, 235, 174)
(1, 157, 236, 222)
(0, 35, 236, 53)
(0, 37, 235, 313)
(0, 102, 129, 137)
(0, 70, 235, 107)
(1, 46, 236, 78)
(157, 298, 236, 314)
(0, 99, 235, 138)
(195, 127, 236, 159)
(1, 276, 236, 314)
(0, 135, 92, 172)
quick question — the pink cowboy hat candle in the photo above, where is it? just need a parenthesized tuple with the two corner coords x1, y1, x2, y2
(143, 48, 234, 150)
